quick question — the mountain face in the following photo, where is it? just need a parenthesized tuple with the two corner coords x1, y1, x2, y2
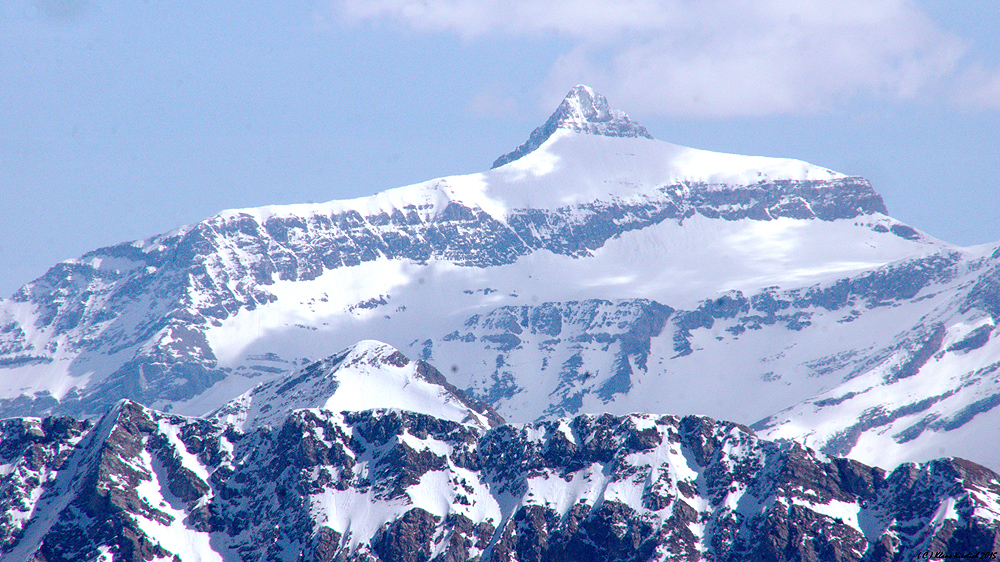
(425, 247, 1000, 473)
(3, 385, 1000, 561)
(1, 84, 999, 482)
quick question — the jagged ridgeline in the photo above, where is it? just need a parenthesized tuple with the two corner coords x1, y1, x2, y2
(2, 85, 1000, 559)
(3, 396, 1000, 561)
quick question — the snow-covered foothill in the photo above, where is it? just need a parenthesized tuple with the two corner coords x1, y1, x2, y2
(210, 340, 502, 431)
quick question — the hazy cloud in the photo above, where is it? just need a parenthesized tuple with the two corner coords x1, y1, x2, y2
(338, 0, 673, 40)
(951, 63, 1000, 111)
(335, 0, 994, 117)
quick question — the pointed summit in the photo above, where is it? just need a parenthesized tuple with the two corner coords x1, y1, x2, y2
(210, 340, 503, 430)
(492, 85, 653, 168)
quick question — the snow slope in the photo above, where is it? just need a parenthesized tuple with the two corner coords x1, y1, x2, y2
(2, 84, 996, 476)
(0, 88, 918, 412)
(209, 340, 501, 431)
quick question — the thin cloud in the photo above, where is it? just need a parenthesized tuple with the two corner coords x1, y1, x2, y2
(951, 63, 1000, 111)
(334, 0, 995, 117)
(338, 0, 673, 40)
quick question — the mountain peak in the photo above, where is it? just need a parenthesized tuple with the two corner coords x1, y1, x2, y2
(209, 340, 503, 430)
(556, 85, 650, 136)
(492, 85, 653, 168)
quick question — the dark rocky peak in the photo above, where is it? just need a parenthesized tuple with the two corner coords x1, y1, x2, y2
(492, 84, 653, 168)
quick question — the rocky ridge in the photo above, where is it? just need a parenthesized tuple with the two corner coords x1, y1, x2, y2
(492, 85, 654, 168)
(2, 392, 999, 561)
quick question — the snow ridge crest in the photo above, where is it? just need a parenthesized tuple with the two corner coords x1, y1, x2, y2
(209, 340, 503, 431)
(492, 85, 653, 169)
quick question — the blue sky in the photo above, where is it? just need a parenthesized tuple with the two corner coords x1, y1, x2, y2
(1, 0, 998, 297)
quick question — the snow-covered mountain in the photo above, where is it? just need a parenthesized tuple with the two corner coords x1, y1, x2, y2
(1, 84, 999, 479)
(3, 381, 999, 560)
(209, 340, 502, 431)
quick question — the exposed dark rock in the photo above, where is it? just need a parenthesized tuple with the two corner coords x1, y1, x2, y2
(413, 360, 505, 428)
(373, 508, 440, 562)
(885, 323, 947, 383)
(948, 324, 994, 353)
(4, 405, 1000, 561)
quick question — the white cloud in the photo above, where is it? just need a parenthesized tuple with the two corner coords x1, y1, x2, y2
(337, 0, 673, 40)
(334, 0, 994, 117)
(951, 63, 1000, 111)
